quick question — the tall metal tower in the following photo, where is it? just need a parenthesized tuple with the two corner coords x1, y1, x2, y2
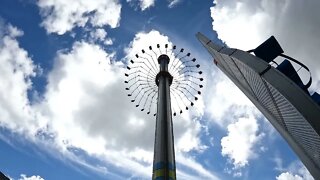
(124, 44, 203, 179)
(197, 32, 320, 178)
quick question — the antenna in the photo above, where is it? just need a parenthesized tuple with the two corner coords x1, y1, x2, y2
(124, 44, 203, 179)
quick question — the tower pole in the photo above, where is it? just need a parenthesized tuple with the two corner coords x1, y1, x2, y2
(125, 44, 203, 179)
(152, 54, 176, 180)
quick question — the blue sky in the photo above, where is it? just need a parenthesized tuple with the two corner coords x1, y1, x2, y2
(0, 0, 319, 179)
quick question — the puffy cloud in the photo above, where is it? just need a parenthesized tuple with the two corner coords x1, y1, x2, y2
(0, 24, 42, 136)
(31, 40, 154, 178)
(176, 120, 206, 152)
(276, 169, 314, 180)
(211, 0, 274, 50)
(211, 0, 320, 90)
(204, 71, 255, 127)
(276, 161, 313, 180)
(203, 69, 265, 174)
(221, 115, 264, 168)
(201, 61, 266, 175)
(38, 41, 131, 151)
(6, 24, 24, 37)
(124, 29, 170, 58)
(276, 172, 303, 180)
(19, 174, 45, 180)
(127, 0, 156, 11)
(90, 28, 107, 41)
(37, 0, 121, 35)
(89, 28, 113, 45)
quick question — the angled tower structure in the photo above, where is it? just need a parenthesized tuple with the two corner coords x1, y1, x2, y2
(197, 32, 320, 178)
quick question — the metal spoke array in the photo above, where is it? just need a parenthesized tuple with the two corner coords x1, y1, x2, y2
(124, 44, 203, 116)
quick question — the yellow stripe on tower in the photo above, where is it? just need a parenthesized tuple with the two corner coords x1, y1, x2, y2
(152, 168, 176, 180)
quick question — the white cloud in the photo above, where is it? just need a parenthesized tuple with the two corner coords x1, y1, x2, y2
(88, 28, 113, 46)
(168, 0, 182, 8)
(203, 67, 266, 173)
(204, 71, 255, 127)
(6, 24, 24, 37)
(276, 172, 303, 180)
(176, 154, 219, 180)
(176, 120, 207, 152)
(127, 0, 156, 11)
(221, 115, 264, 168)
(0, 24, 42, 136)
(33, 41, 155, 178)
(126, 0, 183, 10)
(276, 161, 314, 180)
(37, 0, 121, 35)
(90, 28, 107, 41)
(38, 41, 128, 152)
(140, 0, 156, 10)
(273, 155, 285, 172)
(19, 174, 44, 180)
(276, 168, 314, 180)
(211, 0, 320, 90)
(124, 29, 170, 58)
(211, 0, 273, 50)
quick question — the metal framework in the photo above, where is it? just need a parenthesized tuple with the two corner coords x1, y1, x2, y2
(124, 44, 203, 179)
(197, 32, 320, 178)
